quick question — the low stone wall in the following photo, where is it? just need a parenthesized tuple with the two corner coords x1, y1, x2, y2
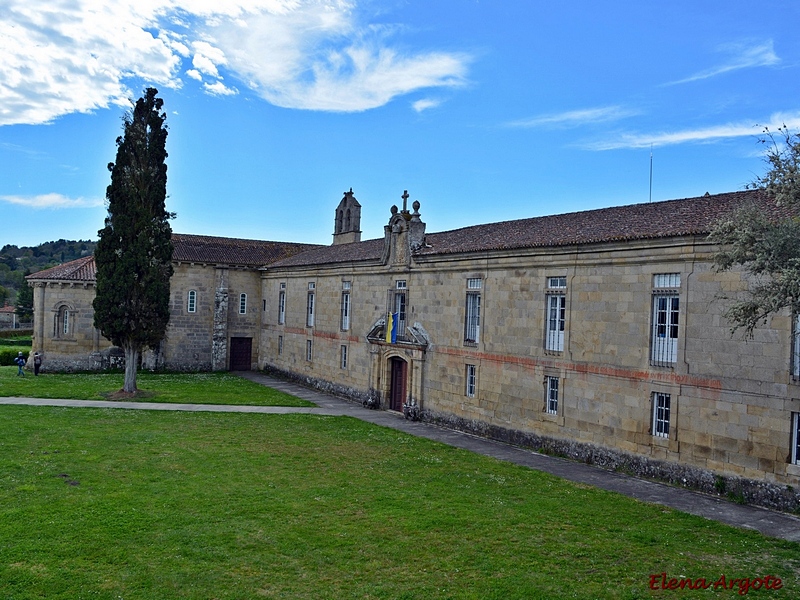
(261, 364, 372, 405)
(422, 409, 800, 515)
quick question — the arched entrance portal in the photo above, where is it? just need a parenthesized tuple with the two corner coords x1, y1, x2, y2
(389, 357, 407, 412)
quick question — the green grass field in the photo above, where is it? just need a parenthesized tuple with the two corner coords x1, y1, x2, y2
(0, 366, 313, 406)
(1, 405, 798, 599)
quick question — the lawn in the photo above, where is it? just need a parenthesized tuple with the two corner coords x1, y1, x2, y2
(0, 406, 797, 599)
(0, 366, 314, 407)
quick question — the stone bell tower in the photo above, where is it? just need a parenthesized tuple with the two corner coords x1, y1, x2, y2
(332, 188, 362, 245)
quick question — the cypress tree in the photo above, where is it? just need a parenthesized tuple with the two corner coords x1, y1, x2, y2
(93, 88, 173, 393)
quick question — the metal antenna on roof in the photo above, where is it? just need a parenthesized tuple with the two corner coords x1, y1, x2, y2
(649, 144, 653, 203)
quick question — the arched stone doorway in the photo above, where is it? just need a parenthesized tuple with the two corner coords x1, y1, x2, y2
(388, 356, 407, 412)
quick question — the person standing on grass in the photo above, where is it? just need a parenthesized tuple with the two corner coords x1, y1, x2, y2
(15, 352, 25, 376)
(33, 352, 42, 376)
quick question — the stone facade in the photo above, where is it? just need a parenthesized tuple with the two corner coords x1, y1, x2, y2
(24, 189, 800, 503)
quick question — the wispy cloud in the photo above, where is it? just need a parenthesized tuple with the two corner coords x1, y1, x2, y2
(412, 98, 442, 112)
(665, 40, 779, 86)
(584, 111, 800, 151)
(0, 193, 104, 209)
(506, 106, 639, 129)
(0, 1, 471, 125)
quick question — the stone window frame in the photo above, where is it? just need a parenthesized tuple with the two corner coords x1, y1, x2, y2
(465, 363, 477, 398)
(54, 302, 75, 339)
(651, 391, 671, 438)
(187, 290, 197, 313)
(464, 278, 481, 346)
(278, 286, 286, 325)
(650, 273, 681, 367)
(792, 412, 800, 465)
(278, 335, 283, 356)
(307, 282, 316, 328)
(544, 375, 559, 415)
(239, 293, 247, 315)
(340, 345, 348, 369)
(341, 282, 351, 331)
(306, 339, 313, 362)
(544, 276, 567, 354)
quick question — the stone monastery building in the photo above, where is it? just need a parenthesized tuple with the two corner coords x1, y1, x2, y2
(27, 189, 800, 505)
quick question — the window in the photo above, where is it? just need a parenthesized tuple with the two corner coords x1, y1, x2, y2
(548, 276, 567, 289)
(341, 284, 351, 331)
(278, 335, 283, 355)
(57, 307, 70, 337)
(340, 345, 348, 369)
(792, 413, 800, 465)
(793, 315, 800, 380)
(464, 279, 481, 344)
(278, 289, 286, 325)
(187, 290, 197, 313)
(652, 392, 671, 438)
(545, 295, 565, 352)
(387, 281, 407, 340)
(239, 293, 247, 315)
(545, 376, 559, 415)
(263, 299, 266, 312)
(651, 274, 680, 366)
(307, 283, 315, 327)
(306, 340, 313, 361)
(465, 364, 477, 397)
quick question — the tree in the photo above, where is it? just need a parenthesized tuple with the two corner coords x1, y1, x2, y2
(709, 126, 800, 336)
(15, 276, 33, 322)
(93, 88, 174, 393)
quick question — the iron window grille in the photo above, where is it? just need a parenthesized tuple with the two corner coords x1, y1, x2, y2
(652, 392, 671, 438)
(545, 376, 559, 414)
(464, 291, 481, 344)
(466, 364, 477, 397)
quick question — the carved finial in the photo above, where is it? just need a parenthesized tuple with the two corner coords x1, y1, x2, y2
(390, 205, 398, 215)
(412, 200, 420, 214)
(401, 190, 409, 212)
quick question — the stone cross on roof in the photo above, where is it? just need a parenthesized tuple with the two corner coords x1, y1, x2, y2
(401, 190, 409, 212)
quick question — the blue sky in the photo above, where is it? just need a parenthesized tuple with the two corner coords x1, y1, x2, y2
(2, 1, 800, 248)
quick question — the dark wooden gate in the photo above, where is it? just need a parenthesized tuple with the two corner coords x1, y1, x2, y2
(389, 357, 407, 412)
(229, 337, 252, 371)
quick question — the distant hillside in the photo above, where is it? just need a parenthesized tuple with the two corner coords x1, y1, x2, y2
(0, 239, 96, 304)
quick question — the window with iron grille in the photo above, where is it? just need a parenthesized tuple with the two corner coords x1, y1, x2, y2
(545, 376, 559, 414)
(386, 288, 407, 340)
(187, 290, 197, 313)
(651, 294, 679, 366)
(341, 290, 351, 331)
(652, 392, 671, 438)
(464, 291, 481, 344)
(307, 288, 315, 327)
(465, 364, 477, 397)
(545, 294, 565, 352)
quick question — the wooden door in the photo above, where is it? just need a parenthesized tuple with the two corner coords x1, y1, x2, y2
(389, 357, 407, 411)
(229, 337, 252, 371)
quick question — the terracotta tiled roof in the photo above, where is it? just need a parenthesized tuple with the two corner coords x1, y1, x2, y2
(0, 305, 16, 314)
(171, 233, 320, 266)
(26, 255, 96, 282)
(269, 190, 789, 268)
(25, 234, 322, 282)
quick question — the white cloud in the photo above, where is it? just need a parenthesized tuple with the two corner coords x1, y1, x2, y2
(584, 111, 800, 151)
(0, 193, 105, 209)
(666, 40, 779, 86)
(0, 1, 471, 125)
(507, 106, 639, 129)
(412, 98, 442, 112)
